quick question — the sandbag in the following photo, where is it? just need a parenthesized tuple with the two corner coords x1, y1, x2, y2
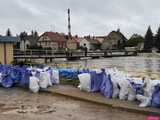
(136, 94, 151, 107)
(1, 75, 14, 88)
(100, 74, 113, 98)
(38, 71, 52, 89)
(50, 69, 59, 85)
(151, 84, 160, 108)
(29, 76, 40, 93)
(90, 70, 104, 92)
(0, 73, 2, 83)
(78, 73, 91, 92)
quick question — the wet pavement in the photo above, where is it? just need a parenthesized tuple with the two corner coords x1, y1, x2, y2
(0, 87, 146, 120)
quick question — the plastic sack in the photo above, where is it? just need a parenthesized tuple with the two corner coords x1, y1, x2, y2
(0, 73, 2, 83)
(136, 94, 151, 107)
(100, 74, 113, 98)
(50, 69, 59, 85)
(151, 84, 160, 108)
(90, 70, 104, 92)
(38, 71, 52, 89)
(1, 75, 14, 88)
(19, 67, 30, 87)
(29, 76, 40, 93)
(78, 73, 91, 92)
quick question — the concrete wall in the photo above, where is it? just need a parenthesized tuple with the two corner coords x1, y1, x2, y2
(0, 43, 13, 64)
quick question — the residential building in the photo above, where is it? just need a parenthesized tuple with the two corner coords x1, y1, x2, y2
(83, 36, 101, 51)
(37, 32, 67, 50)
(20, 35, 39, 51)
(66, 37, 79, 50)
(101, 30, 127, 50)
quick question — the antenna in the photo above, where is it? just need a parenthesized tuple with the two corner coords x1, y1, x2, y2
(67, 8, 71, 38)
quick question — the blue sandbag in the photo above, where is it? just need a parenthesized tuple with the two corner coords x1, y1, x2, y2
(1, 75, 14, 88)
(100, 74, 113, 98)
(59, 68, 78, 79)
(151, 84, 160, 108)
(10, 67, 22, 83)
(90, 70, 104, 92)
(18, 67, 30, 87)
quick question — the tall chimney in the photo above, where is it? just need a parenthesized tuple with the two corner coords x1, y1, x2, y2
(68, 8, 71, 38)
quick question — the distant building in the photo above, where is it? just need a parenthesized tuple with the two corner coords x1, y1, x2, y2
(0, 36, 19, 64)
(66, 37, 79, 50)
(79, 38, 90, 50)
(37, 32, 67, 50)
(101, 30, 127, 50)
(20, 35, 39, 51)
(82, 36, 101, 51)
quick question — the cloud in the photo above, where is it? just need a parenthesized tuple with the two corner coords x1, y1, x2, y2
(0, 0, 160, 38)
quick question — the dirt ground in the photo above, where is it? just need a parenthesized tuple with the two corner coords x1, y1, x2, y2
(0, 87, 146, 120)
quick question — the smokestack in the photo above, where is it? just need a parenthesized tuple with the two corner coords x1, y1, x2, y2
(67, 8, 71, 38)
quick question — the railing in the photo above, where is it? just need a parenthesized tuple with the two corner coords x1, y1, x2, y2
(13, 49, 137, 59)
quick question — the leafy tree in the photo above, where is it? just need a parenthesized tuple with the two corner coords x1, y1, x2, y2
(144, 26, 154, 50)
(155, 27, 160, 50)
(6, 28, 12, 36)
(126, 34, 144, 47)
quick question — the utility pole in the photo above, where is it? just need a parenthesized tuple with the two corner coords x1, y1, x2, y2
(68, 8, 71, 38)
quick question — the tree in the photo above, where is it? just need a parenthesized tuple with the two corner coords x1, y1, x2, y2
(34, 31, 38, 37)
(144, 26, 154, 50)
(155, 27, 160, 50)
(126, 34, 144, 47)
(6, 28, 12, 36)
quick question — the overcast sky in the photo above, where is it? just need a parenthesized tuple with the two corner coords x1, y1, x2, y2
(0, 0, 160, 38)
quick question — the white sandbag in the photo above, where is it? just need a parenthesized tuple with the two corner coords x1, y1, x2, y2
(112, 82, 120, 98)
(51, 69, 59, 84)
(29, 76, 40, 93)
(127, 86, 136, 101)
(136, 94, 151, 107)
(136, 77, 153, 107)
(0, 73, 2, 83)
(46, 71, 52, 86)
(108, 69, 120, 98)
(78, 73, 91, 92)
(39, 72, 51, 89)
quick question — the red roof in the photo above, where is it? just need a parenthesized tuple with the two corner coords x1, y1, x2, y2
(43, 32, 67, 42)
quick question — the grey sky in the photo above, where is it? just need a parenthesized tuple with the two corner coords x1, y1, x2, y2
(0, 0, 160, 38)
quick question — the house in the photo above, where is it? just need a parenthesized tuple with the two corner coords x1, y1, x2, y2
(101, 30, 127, 50)
(0, 36, 19, 64)
(79, 38, 90, 50)
(37, 32, 67, 50)
(79, 36, 101, 51)
(86, 37, 101, 51)
(66, 37, 79, 50)
(20, 35, 39, 51)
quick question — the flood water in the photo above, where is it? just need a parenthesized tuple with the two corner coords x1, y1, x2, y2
(49, 56, 160, 79)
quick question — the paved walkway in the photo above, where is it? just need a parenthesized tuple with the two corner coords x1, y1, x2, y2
(44, 85, 160, 115)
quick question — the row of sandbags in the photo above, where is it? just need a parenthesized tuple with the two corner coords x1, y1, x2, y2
(28, 67, 59, 93)
(77, 68, 160, 108)
(0, 65, 59, 93)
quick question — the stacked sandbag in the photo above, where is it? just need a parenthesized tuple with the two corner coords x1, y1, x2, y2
(29, 70, 40, 93)
(78, 73, 91, 92)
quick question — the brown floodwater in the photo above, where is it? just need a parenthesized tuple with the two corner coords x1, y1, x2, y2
(48, 56, 160, 79)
